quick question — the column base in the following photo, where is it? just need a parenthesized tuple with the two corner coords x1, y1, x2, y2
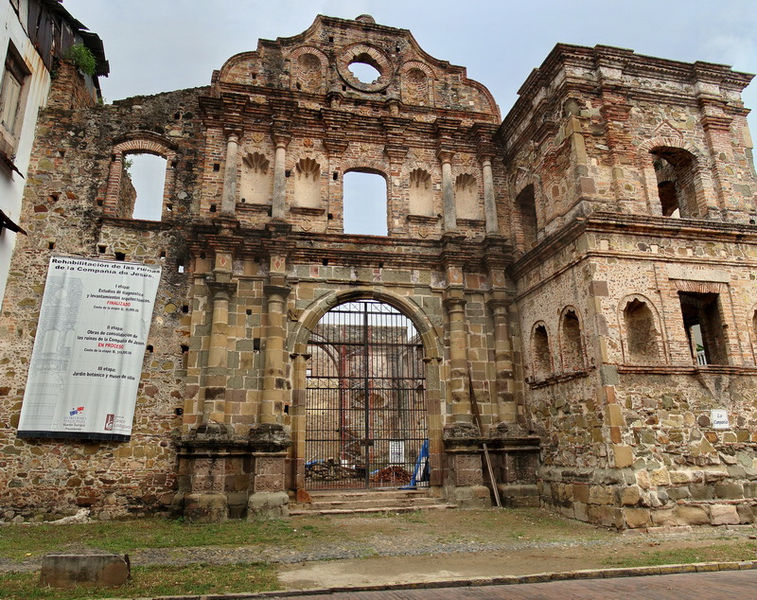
(443, 424, 491, 508)
(183, 492, 228, 523)
(450, 485, 492, 508)
(247, 491, 289, 520)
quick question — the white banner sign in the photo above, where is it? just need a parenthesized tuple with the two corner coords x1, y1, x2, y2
(17, 256, 161, 441)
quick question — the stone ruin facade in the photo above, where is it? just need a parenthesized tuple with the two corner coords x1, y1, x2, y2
(1, 14, 756, 528)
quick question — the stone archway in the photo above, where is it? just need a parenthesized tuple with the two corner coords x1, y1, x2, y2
(288, 288, 443, 493)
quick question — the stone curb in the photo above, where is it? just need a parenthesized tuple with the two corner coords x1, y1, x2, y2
(116, 559, 757, 600)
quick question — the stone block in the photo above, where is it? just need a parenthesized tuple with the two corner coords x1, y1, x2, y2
(710, 504, 740, 525)
(673, 505, 709, 526)
(40, 553, 129, 588)
(650, 508, 677, 527)
(588, 485, 616, 505)
(690, 484, 715, 500)
(573, 501, 588, 522)
(620, 485, 642, 506)
(650, 467, 671, 486)
(587, 505, 623, 529)
(736, 504, 754, 523)
(451, 485, 492, 509)
(666, 486, 691, 501)
(248, 491, 288, 519)
(715, 482, 744, 499)
(573, 483, 590, 503)
(183, 492, 228, 522)
(635, 469, 651, 489)
(612, 444, 634, 468)
(606, 404, 623, 427)
(623, 507, 651, 529)
(669, 470, 694, 484)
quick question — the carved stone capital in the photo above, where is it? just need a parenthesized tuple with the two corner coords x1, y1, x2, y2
(248, 423, 292, 452)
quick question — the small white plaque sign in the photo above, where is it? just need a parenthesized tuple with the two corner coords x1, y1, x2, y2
(711, 409, 729, 430)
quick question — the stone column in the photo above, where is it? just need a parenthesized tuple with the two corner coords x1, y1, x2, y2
(444, 294, 472, 424)
(482, 158, 499, 234)
(438, 149, 457, 231)
(221, 133, 239, 215)
(488, 299, 516, 424)
(248, 279, 292, 519)
(259, 283, 290, 425)
(271, 133, 290, 220)
(203, 279, 232, 424)
(289, 352, 309, 493)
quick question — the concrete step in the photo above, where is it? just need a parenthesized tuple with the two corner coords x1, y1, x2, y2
(290, 488, 456, 516)
(301, 497, 443, 511)
(289, 503, 457, 516)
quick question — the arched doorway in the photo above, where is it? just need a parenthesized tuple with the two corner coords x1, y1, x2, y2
(305, 299, 428, 490)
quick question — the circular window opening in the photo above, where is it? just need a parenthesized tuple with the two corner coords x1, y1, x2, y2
(348, 60, 381, 84)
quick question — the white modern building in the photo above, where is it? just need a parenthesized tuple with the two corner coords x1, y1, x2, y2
(0, 0, 106, 307)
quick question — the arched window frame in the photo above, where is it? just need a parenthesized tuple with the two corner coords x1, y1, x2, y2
(530, 321, 553, 381)
(512, 181, 540, 254)
(638, 138, 711, 219)
(102, 136, 178, 220)
(558, 306, 586, 373)
(619, 294, 666, 364)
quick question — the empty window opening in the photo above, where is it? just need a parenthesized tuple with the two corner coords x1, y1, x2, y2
(348, 59, 381, 84)
(679, 292, 727, 365)
(623, 299, 661, 363)
(515, 185, 538, 251)
(114, 251, 126, 261)
(127, 153, 167, 221)
(531, 324, 552, 380)
(560, 310, 584, 372)
(97, 244, 106, 254)
(343, 170, 387, 235)
(651, 148, 700, 218)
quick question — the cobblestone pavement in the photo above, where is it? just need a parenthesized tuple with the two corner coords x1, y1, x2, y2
(260, 569, 757, 599)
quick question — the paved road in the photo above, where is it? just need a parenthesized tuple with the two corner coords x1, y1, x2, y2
(263, 569, 757, 599)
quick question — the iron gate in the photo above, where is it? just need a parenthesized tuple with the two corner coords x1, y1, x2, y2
(305, 300, 428, 489)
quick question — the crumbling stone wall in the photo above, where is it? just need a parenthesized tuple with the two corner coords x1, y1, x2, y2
(0, 87, 204, 518)
(1, 17, 756, 527)
(502, 44, 757, 528)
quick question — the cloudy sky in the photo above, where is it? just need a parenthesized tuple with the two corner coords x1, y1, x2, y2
(61, 0, 757, 227)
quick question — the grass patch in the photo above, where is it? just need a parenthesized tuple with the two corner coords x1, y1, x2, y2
(601, 542, 757, 568)
(0, 563, 278, 600)
(0, 518, 325, 561)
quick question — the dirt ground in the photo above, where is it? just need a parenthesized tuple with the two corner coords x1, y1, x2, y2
(277, 530, 757, 589)
(269, 508, 757, 590)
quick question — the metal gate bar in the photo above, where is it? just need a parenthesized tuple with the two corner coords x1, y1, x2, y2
(305, 300, 428, 490)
